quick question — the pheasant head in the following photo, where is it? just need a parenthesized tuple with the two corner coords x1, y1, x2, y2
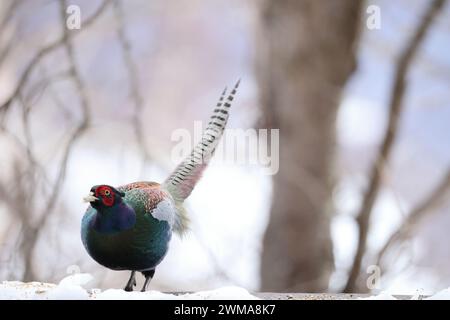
(83, 185, 125, 210)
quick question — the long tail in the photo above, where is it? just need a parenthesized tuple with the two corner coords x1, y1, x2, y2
(162, 80, 240, 234)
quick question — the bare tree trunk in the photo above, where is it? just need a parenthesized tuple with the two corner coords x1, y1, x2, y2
(256, 0, 362, 292)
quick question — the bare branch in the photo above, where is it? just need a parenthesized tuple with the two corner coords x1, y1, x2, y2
(376, 168, 450, 266)
(21, 0, 104, 281)
(0, 0, 111, 282)
(0, 34, 16, 68)
(0, 38, 61, 118)
(0, 0, 111, 115)
(22, 69, 72, 109)
(0, 0, 23, 65)
(343, 0, 447, 293)
(38, 0, 92, 229)
(0, 0, 23, 33)
(113, 0, 152, 169)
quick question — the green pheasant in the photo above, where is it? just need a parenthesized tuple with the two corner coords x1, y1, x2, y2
(81, 81, 240, 291)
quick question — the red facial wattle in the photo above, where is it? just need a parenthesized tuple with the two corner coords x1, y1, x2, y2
(95, 186, 115, 207)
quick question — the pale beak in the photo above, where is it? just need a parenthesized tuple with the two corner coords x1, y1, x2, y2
(83, 192, 99, 203)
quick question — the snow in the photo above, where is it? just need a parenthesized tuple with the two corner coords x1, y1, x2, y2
(424, 288, 450, 300)
(361, 288, 450, 300)
(0, 274, 260, 300)
(360, 292, 397, 300)
(2, 274, 450, 300)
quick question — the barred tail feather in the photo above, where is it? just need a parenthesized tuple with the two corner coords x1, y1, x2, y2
(162, 80, 240, 234)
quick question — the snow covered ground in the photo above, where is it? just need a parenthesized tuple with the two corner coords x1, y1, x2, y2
(0, 274, 259, 300)
(2, 274, 450, 300)
(361, 288, 450, 300)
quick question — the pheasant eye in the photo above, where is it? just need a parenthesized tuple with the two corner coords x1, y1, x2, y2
(104, 189, 111, 196)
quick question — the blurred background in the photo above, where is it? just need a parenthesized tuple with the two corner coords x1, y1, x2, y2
(0, 0, 449, 295)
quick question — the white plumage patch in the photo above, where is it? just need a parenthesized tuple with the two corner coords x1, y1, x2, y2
(150, 198, 177, 227)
